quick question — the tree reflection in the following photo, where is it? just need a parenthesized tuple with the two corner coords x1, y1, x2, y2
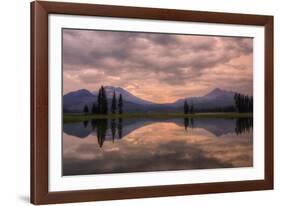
(182, 117, 253, 136)
(89, 118, 124, 148)
(111, 119, 117, 142)
(184, 118, 194, 133)
(118, 118, 123, 139)
(92, 117, 253, 147)
(83, 120, 89, 128)
(184, 118, 189, 131)
(235, 118, 253, 135)
(75, 117, 253, 148)
(190, 118, 194, 128)
(91, 119, 97, 131)
(96, 119, 108, 148)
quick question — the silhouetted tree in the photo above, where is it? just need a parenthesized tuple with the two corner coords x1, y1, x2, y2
(184, 100, 189, 114)
(118, 94, 123, 114)
(111, 90, 117, 114)
(97, 88, 102, 114)
(97, 86, 108, 114)
(190, 104, 194, 114)
(101, 86, 108, 114)
(83, 105, 89, 114)
(194, 106, 236, 113)
(91, 103, 98, 114)
(234, 93, 253, 113)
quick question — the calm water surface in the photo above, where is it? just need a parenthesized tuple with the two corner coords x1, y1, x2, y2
(63, 118, 253, 176)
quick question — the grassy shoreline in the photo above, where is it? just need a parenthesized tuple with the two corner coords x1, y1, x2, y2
(63, 112, 253, 123)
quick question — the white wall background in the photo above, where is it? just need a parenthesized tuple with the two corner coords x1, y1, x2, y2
(0, 0, 280, 205)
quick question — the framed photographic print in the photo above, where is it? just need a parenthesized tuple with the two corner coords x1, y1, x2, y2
(31, 1, 274, 204)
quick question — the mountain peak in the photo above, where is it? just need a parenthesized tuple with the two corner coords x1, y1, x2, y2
(65, 89, 92, 96)
(204, 88, 234, 98)
(103, 85, 116, 89)
(213, 88, 223, 92)
(92, 86, 154, 105)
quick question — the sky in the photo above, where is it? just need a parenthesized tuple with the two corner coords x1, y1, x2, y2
(63, 29, 253, 104)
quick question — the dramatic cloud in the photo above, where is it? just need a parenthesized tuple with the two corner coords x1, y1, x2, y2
(63, 29, 253, 103)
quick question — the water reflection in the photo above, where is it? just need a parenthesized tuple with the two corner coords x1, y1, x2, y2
(118, 118, 123, 139)
(83, 120, 88, 128)
(184, 118, 192, 130)
(235, 118, 253, 135)
(64, 118, 253, 144)
(63, 117, 253, 175)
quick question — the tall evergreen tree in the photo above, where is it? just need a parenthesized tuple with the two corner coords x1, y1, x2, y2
(234, 92, 253, 113)
(92, 103, 97, 114)
(190, 104, 194, 114)
(97, 86, 108, 114)
(184, 100, 189, 114)
(118, 94, 123, 114)
(248, 96, 253, 112)
(97, 87, 102, 114)
(111, 90, 117, 114)
(83, 104, 89, 114)
(101, 86, 108, 114)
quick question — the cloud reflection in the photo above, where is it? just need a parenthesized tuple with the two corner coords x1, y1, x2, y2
(63, 121, 253, 176)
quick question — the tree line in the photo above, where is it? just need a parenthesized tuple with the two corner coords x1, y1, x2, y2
(183, 100, 195, 114)
(234, 93, 253, 113)
(83, 86, 123, 115)
(183, 93, 253, 114)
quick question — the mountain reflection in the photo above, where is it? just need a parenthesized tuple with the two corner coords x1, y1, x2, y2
(63, 117, 253, 148)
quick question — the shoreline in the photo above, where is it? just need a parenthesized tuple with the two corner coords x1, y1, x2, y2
(63, 112, 253, 123)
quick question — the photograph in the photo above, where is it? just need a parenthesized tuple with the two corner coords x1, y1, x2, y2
(30, 1, 274, 204)
(62, 29, 254, 176)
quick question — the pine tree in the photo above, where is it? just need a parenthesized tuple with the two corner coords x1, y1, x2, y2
(97, 87, 102, 114)
(190, 104, 194, 114)
(83, 105, 89, 114)
(184, 100, 189, 114)
(92, 103, 97, 114)
(234, 92, 253, 113)
(118, 94, 123, 114)
(97, 86, 108, 114)
(111, 90, 117, 114)
(101, 86, 108, 114)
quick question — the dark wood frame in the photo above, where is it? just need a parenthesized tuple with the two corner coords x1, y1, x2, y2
(31, 0, 274, 204)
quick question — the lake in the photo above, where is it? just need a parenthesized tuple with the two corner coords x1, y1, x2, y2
(63, 117, 253, 176)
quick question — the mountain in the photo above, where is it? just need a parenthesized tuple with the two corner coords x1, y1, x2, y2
(63, 89, 97, 112)
(63, 87, 236, 113)
(63, 87, 155, 113)
(92, 86, 154, 105)
(173, 88, 235, 109)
